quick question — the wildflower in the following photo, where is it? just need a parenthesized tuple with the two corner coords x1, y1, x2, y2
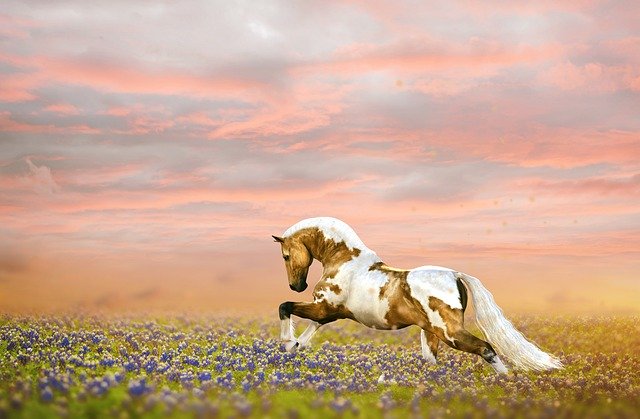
(128, 378, 151, 397)
(40, 386, 53, 402)
(198, 372, 212, 381)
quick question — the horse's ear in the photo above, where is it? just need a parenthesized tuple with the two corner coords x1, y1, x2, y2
(272, 235, 285, 243)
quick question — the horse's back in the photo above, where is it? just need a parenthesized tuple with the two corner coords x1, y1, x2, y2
(406, 266, 463, 310)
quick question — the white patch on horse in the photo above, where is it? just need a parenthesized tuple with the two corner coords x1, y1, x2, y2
(280, 317, 293, 340)
(281, 317, 299, 352)
(344, 266, 390, 329)
(428, 306, 455, 342)
(317, 281, 342, 305)
(407, 267, 461, 342)
(407, 267, 462, 310)
(283, 217, 368, 251)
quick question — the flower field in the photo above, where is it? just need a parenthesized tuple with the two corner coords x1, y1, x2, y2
(1, 314, 638, 418)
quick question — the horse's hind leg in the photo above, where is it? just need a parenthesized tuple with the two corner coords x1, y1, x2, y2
(424, 301, 507, 373)
(436, 327, 508, 374)
(420, 329, 439, 364)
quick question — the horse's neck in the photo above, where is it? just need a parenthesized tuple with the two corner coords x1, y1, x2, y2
(300, 229, 379, 272)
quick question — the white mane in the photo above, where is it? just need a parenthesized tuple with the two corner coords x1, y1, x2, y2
(283, 217, 369, 251)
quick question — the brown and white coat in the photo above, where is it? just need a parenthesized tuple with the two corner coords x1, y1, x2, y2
(274, 217, 562, 373)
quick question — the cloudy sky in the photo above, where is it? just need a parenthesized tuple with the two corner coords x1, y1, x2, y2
(1, 1, 638, 314)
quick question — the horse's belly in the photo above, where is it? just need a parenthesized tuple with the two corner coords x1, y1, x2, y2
(344, 274, 392, 329)
(349, 304, 391, 329)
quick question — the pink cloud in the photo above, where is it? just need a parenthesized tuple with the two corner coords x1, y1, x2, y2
(540, 61, 640, 92)
(44, 103, 80, 115)
(209, 82, 350, 139)
(53, 163, 147, 188)
(297, 37, 563, 76)
(0, 52, 271, 106)
(36, 56, 268, 100)
(0, 86, 37, 102)
(117, 115, 176, 135)
(105, 106, 133, 117)
(0, 13, 37, 40)
(0, 111, 100, 134)
(0, 66, 42, 102)
(403, 128, 640, 169)
(176, 112, 220, 127)
(519, 174, 640, 197)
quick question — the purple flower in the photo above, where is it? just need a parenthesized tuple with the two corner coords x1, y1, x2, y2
(198, 372, 212, 381)
(40, 386, 53, 402)
(128, 378, 151, 397)
(144, 359, 157, 373)
(183, 357, 199, 367)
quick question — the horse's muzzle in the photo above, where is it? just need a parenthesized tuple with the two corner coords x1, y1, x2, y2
(290, 282, 308, 292)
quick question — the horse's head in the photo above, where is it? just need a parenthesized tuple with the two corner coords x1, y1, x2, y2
(272, 235, 311, 292)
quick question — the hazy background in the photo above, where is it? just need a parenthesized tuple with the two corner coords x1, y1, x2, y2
(1, 1, 638, 315)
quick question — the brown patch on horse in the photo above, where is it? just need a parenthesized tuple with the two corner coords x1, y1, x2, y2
(369, 263, 429, 329)
(428, 296, 465, 332)
(313, 282, 342, 300)
(327, 283, 341, 294)
(370, 263, 467, 334)
(287, 299, 355, 325)
(426, 295, 497, 359)
(289, 227, 361, 279)
(424, 330, 440, 357)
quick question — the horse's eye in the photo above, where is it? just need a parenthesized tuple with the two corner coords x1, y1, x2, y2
(283, 255, 290, 261)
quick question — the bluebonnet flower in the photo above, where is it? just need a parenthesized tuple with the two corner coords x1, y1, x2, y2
(198, 372, 212, 381)
(40, 386, 53, 402)
(144, 359, 157, 373)
(128, 378, 151, 397)
(183, 356, 199, 367)
(59, 337, 70, 348)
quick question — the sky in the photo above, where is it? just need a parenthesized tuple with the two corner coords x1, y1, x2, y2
(1, 0, 639, 315)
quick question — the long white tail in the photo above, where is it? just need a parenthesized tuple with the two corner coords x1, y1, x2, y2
(458, 273, 563, 371)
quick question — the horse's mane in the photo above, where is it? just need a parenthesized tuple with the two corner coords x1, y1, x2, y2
(283, 217, 368, 250)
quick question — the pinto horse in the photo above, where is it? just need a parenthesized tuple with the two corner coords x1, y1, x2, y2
(273, 217, 562, 373)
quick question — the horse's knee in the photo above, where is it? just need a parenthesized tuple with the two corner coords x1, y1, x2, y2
(279, 302, 294, 320)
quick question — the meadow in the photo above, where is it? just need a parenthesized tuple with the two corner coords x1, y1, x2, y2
(1, 313, 638, 418)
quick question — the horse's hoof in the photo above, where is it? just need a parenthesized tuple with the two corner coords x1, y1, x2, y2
(284, 340, 299, 353)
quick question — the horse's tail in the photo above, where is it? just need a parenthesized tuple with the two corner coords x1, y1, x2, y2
(457, 272, 563, 371)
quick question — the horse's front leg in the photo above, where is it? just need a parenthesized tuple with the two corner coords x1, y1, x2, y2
(278, 300, 341, 352)
(279, 302, 299, 352)
(297, 321, 321, 348)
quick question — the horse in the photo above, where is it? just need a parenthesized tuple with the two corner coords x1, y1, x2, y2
(272, 217, 562, 373)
